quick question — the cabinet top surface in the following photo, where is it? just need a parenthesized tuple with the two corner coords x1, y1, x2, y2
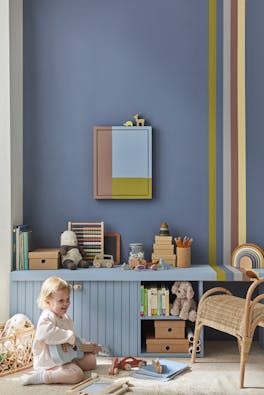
(10, 265, 217, 281)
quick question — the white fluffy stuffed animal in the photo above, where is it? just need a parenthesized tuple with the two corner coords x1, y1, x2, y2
(170, 281, 197, 321)
(1, 313, 33, 337)
(60, 230, 89, 270)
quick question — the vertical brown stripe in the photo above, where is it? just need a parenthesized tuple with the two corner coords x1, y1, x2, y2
(94, 126, 112, 198)
(230, 0, 238, 252)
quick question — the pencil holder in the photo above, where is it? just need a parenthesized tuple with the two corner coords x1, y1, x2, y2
(177, 247, 191, 268)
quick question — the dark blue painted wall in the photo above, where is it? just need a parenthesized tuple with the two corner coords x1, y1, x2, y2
(246, 0, 264, 246)
(23, 0, 264, 266)
(23, 0, 209, 263)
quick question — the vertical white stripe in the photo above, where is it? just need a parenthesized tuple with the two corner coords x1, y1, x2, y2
(223, 0, 232, 265)
(237, 0, 246, 245)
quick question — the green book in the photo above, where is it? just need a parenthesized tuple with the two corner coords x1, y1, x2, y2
(23, 230, 32, 270)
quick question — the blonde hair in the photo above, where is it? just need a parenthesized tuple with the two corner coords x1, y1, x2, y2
(37, 276, 71, 310)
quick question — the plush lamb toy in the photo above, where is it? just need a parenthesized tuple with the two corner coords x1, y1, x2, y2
(1, 313, 33, 337)
(170, 281, 197, 322)
(60, 230, 89, 270)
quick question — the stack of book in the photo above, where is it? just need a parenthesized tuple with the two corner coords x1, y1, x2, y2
(12, 224, 33, 270)
(140, 284, 170, 317)
(133, 359, 189, 381)
(151, 235, 176, 266)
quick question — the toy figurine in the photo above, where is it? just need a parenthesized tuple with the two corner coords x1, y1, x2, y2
(134, 113, 145, 126)
(108, 356, 146, 375)
(123, 120, 133, 126)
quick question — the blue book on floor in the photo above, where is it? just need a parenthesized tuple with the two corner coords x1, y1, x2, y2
(133, 359, 190, 381)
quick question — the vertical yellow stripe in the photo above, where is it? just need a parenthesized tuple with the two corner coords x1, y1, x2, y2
(208, 0, 217, 265)
(237, 0, 246, 245)
(208, 0, 225, 280)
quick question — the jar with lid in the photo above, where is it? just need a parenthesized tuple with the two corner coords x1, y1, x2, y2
(128, 243, 144, 264)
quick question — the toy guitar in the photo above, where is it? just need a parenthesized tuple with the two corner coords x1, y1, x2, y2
(49, 337, 102, 365)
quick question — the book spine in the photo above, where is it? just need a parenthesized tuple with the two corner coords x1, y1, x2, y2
(16, 227, 20, 270)
(165, 288, 170, 316)
(12, 227, 16, 271)
(23, 231, 30, 270)
(147, 288, 152, 316)
(151, 287, 158, 316)
(19, 231, 24, 270)
(140, 285, 145, 316)
(161, 287, 166, 316)
(144, 288, 148, 316)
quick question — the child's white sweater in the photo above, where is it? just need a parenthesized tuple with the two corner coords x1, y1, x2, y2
(33, 309, 76, 369)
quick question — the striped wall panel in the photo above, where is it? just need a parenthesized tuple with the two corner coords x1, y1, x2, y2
(209, 0, 246, 279)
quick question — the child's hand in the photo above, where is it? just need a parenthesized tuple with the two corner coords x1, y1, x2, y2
(91, 343, 102, 355)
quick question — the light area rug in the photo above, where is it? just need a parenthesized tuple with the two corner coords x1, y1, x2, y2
(1, 341, 264, 395)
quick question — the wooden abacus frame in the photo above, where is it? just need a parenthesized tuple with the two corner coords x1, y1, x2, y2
(68, 222, 104, 263)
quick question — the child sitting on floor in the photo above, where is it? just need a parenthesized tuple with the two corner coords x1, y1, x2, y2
(22, 276, 100, 385)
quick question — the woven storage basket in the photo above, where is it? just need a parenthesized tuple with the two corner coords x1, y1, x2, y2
(0, 322, 34, 376)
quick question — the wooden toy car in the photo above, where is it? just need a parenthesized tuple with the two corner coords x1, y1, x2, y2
(93, 254, 114, 268)
(108, 356, 147, 375)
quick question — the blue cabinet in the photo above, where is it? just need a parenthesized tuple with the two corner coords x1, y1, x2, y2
(10, 266, 216, 357)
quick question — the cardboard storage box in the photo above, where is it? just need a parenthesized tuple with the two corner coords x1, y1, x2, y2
(28, 248, 60, 270)
(146, 336, 189, 353)
(154, 320, 185, 339)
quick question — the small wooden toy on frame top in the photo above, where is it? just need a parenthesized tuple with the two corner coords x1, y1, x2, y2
(123, 113, 145, 127)
(151, 222, 176, 266)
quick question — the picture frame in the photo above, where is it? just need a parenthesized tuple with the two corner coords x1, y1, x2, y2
(67, 374, 129, 395)
(104, 232, 121, 265)
(94, 126, 152, 199)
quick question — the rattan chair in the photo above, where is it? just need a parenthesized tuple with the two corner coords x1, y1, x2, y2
(191, 276, 264, 388)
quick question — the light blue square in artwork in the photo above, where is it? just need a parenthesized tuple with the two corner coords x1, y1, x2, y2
(112, 127, 152, 178)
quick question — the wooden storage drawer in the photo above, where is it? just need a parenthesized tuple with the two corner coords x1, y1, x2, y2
(154, 320, 185, 339)
(28, 248, 60, 270)
(146, 336, 189, 353)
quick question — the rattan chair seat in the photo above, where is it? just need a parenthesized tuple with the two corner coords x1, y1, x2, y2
(199, 294, 264, 336)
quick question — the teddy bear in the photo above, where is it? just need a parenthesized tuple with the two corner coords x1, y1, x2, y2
(60, 230, 89, 270)
(170, 281, 197, 321)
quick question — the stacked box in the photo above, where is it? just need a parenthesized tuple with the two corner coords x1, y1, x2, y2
(151, 235, 176, 266)
(28, 248, 60, 270)
(146, 320, 188, 353)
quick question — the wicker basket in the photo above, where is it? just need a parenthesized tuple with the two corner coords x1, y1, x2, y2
(0, 322, 34, 376)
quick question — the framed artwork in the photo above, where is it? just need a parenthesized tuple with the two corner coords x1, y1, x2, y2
(94, 126, 152, 199)
(104, 232, 121, 265)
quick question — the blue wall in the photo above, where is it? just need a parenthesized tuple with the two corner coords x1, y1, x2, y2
(23, 0, 209, 263)
(23, 0, 264, 265)
(246, 0, 264, 247)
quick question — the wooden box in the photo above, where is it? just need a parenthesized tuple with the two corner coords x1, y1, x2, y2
(146, 336, 189, 353)
(28, 248, 60, 270)
(154, 320, 185, 339)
